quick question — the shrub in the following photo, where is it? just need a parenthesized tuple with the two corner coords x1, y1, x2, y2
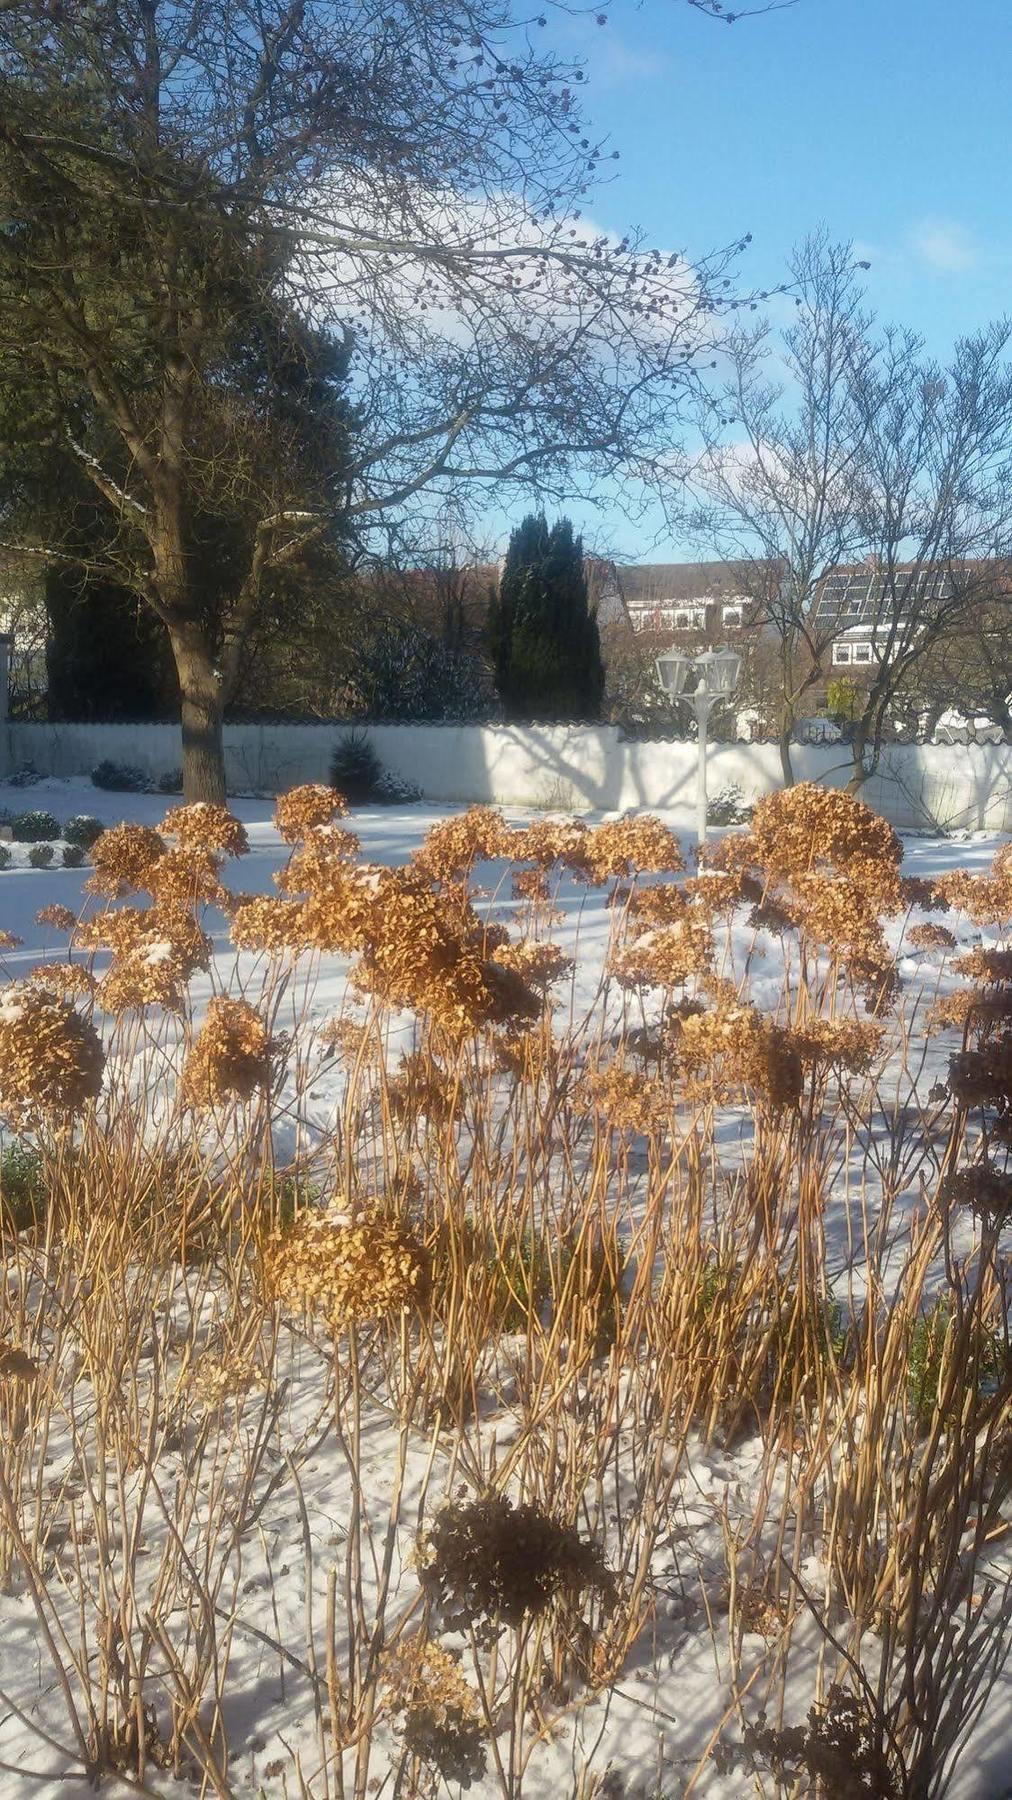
(28, 844, 55, 868)
(330, 730, 382, 804)
(0, 847, 11, 872)
(375, 768, 424, 804)
(91, 760, 152, 793)
(157, 768, 184, 794)
(5, 763, 39, 788)
(0, 1140, 46, 1233)
(12, 809, 60, 842)
(62, 845, 86, 868)
(64, 815, 104, 849)
(707, 783, 753, 827)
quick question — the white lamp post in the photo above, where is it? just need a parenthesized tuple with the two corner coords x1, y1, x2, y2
(655, 645, 742, 847)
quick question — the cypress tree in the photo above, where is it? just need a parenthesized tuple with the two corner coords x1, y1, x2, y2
(492, 514, 604, 719)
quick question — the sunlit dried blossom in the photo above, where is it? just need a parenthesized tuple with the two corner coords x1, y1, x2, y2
(261, 1201, 429, 1329)
(907, 922, 956, 952)
(229, 896, 309, 954)
(953, 948, 1012, 983)
(387, 1050, 455, 1125)
(36, 905, 77, 933)
(492, 939, 572, 993)
(580, 814, 684, 883)
(25, 961, 96, 1000)
(413, 806, 509, 880)
(747, 894, 797, 936)
(935, 868, 1012, 927)
(492, 1027, 557, 1085)
(161, 802, 249, 857)
(96, 939, 191, 1014)
(273, 783, 348, 844)
(790, 872, 894, 968)
(510, 816, 589, 871)
(611, 916, 713, 991)
(746, 783, 903, 884)
(616, 881, 689, 927)
(180, 997, 281, 1109)
(86, 824, 166, 897)
(682, 871, 742, 917)
(144, 847, 230, 907)
(381, 1635, 486, 1787)
(679, 1004, 803, 1108)
(949, 1033, 1012, 1109)
(0, 930, 22, 951)
(794, 1018, 885, 1074)
(574, 1062, 664, 1131)
(275, 823, 362, 893)
(185, 1344, 267, 1409)
(0, 985, 104, 1123)
(511, 867, 551, 904)
(317, 1016, 378, 1063)
(927, 988, 982, 1034)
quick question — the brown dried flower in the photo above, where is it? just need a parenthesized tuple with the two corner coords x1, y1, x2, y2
(161, 803, 249, 857)
(261, 1202, 429, 1330)
(907, 922, 956, 952)
(413, 806, 509, 880)
(86, 824, 166, 897)
(0, 985, 104, 1123)
(611, 916, 713, 991)
(229, 896, 309, 954)
(36, 904, 77, 933)
(180, 997, 281, 1109)
(580, 814, 684, 883)
(273, 783, 348, 844)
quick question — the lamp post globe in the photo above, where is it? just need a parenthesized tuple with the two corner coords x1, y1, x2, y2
(655, 644, 742, 849)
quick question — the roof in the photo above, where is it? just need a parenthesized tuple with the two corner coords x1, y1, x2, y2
(616, 561, 765, 605)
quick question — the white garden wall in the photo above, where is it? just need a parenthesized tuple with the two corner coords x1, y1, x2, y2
(3, 719, 1008, 832)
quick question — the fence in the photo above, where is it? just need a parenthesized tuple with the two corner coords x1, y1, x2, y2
(2, 718, 1008, 832)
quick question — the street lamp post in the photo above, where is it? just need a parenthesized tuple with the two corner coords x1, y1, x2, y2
(655, 645, 742, 848)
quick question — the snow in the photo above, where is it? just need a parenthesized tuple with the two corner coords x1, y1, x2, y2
(0, 779, 1009, 1798)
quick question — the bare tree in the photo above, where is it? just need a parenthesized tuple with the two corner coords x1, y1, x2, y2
(841, 323, 1012, 787)
(0, 0, 747, 800)
(692, 233, 876, 782)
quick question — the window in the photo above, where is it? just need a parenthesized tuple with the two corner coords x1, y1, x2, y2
(853, 641, 873, 665)
(672, 604, 707, 630)
(722, 604, 743, 629)
(832, 642, 852, 666)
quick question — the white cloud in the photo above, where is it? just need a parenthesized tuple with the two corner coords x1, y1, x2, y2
(910, 219, 978, 274)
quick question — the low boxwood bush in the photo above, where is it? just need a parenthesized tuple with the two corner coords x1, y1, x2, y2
(62, 844, 86, 868)
(157, 768, 184, 794)
(64, 814, 104, 849)
(91, 760, 152, 793)
(12, 809, 60, 843)
(29, 844, 55, 868)
(0, 847, 11, 872)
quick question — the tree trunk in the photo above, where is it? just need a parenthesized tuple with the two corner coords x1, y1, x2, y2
(847, 720, 870, 793)
(778, 706, 796, 787)
(167, 620, 227, 805)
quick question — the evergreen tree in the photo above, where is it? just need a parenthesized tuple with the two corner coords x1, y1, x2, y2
(491, 515, 604, 719)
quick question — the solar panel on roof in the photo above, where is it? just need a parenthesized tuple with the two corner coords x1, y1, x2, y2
(814, 570, 952, 626)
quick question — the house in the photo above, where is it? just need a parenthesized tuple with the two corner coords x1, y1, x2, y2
(811, 563, 958, 671)
(586, 559, 780, 641)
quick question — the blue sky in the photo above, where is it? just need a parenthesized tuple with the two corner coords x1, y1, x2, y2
(533, 0, 1012, 558)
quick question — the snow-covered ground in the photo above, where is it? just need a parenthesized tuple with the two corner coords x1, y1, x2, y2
(0, 780, 1009, 1799)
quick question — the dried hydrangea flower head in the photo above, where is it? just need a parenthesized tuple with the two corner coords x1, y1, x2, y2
(85, 824, 166, 898)
(574, 1062, 664, 1132)
(381, 1636, 486, 1789)
(412, 806, 509, 881)
(679, 1001, 803, 1109)
(492, 939, 572, 994)
(273, 783, 348, 845)
(418, 1491, 615, 1631)
(0, 930, 23, 952)
(510, 816, 590, 872)
(907, 922, 957, 953)
(36, 904, 78, 934)
(936, 863, 1012, 928)
(275, 823, 362, 894)
(229, 896, 309, 954)
(581, 814, 684, 884)
(180, 997, 281, 1109)
(746, 783, 902, 886)
(0, 984, 104, 1124)
(161, 803, 249, 858)
(261, 1201, 429, 1330)
(793, 1018, 885, 1075)
(143, 848, 230, 908)
(611, 914, 713, 992)
(26, 961, 96, 1000)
